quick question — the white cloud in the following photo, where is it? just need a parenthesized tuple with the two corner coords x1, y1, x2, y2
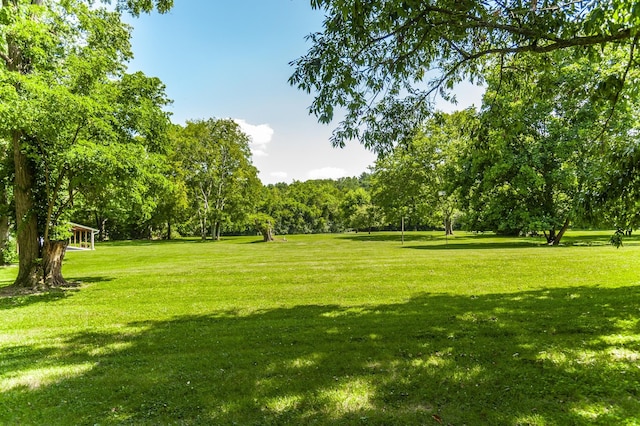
(270, 171, 288, 179)
(307, 167, 347, 180)
(234, 119, 274, 158)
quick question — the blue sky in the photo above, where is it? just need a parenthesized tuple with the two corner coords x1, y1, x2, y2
(124, 1, 484, 184)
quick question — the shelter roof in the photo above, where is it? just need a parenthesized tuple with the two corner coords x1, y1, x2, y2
(69, 222, 99, 233)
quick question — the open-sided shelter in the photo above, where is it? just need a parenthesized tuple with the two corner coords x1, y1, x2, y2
(68, 222, 99, 250)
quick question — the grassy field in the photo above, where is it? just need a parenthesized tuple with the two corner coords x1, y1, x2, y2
(1, 231, 639, 425)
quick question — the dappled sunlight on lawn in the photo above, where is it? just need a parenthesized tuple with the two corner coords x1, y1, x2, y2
(1, 363, 95, 392)
(2, 285, 640, 424)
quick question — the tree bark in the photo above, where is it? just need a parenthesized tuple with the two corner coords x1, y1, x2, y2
(5, 1, 44, 288)
(546, 218, 570, 246)
(444, 216, 454, 236)
(260, 226, 274, 242)
(94, 212, 108, 241)
(199, 213, 207, 240)
(13, 131, 41, 288)
(42, 240, 68, 287)
(551, 218, 571, 246)
(0, 214, 9, 264)
(253, 217, 274, 242)
(213, 221, 221, 241)
(0, 183, 11, 264)
(99, 218, 107, 241)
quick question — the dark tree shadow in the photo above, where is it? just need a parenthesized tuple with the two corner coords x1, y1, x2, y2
(404, 241, 546, 250)
(69, 276, 114, 284)
(561, 232, 640, 247)
(339, 233, 440, 243)
(98, 239, 203, 248)
(0, 276, 113, 309)
(340, 231, 551, 246)
(341, 231, 640, 249)
(0, 288, 70, 310)
(2, 286, 639, 424)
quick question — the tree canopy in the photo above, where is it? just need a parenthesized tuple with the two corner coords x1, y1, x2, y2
(291, 0, 640, 151)
(172, 118, 261, 240)
(0, 0, 172, 288)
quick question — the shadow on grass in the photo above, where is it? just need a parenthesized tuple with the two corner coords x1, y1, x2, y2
(342, 231, 640, 250)
(0, 289, 70, 310)
(0, 276, 113, 310)
(340, 232, 550, 247)
(562, 233, 640, 247)
(70, 276, 114, 284)
(339, 233, 440, 243)
(2, 286, 639, 425)
(97, 238, 227, 248)
(246, 239, 278, 244)
(405, 241, 546, 250)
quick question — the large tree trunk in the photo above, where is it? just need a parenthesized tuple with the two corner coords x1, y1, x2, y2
(6, 1, 44, 288)
(42, 240, 68, 287)
(13, 131, 41, 288)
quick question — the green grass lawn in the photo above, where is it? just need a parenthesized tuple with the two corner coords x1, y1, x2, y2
(1, 231, 639, 425)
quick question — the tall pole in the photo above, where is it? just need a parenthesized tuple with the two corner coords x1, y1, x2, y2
(401, 216, 404, 245)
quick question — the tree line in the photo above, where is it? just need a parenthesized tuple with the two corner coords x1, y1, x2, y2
(3, 0, 639, 290)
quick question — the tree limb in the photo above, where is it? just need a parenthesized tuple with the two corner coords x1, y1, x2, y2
(0, 52, 11, 68)
(592, 33, 640, 150)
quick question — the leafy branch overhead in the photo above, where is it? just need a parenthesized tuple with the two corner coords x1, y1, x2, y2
(290, 0, 640, 152)
(109, 0, 173, 16)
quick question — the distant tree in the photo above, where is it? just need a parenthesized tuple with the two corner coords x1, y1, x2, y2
(371, 143, 435, 230)
(340, 187, 380, 233)
(286, 180, 344, 233)
(174, 119, 261, 240)
(261, 178, 373, 235)
(371, 111, 472, 234)
(334, 176, 365, 192)
(152, 164, 189, 240)
(250, 212, 275, 242)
